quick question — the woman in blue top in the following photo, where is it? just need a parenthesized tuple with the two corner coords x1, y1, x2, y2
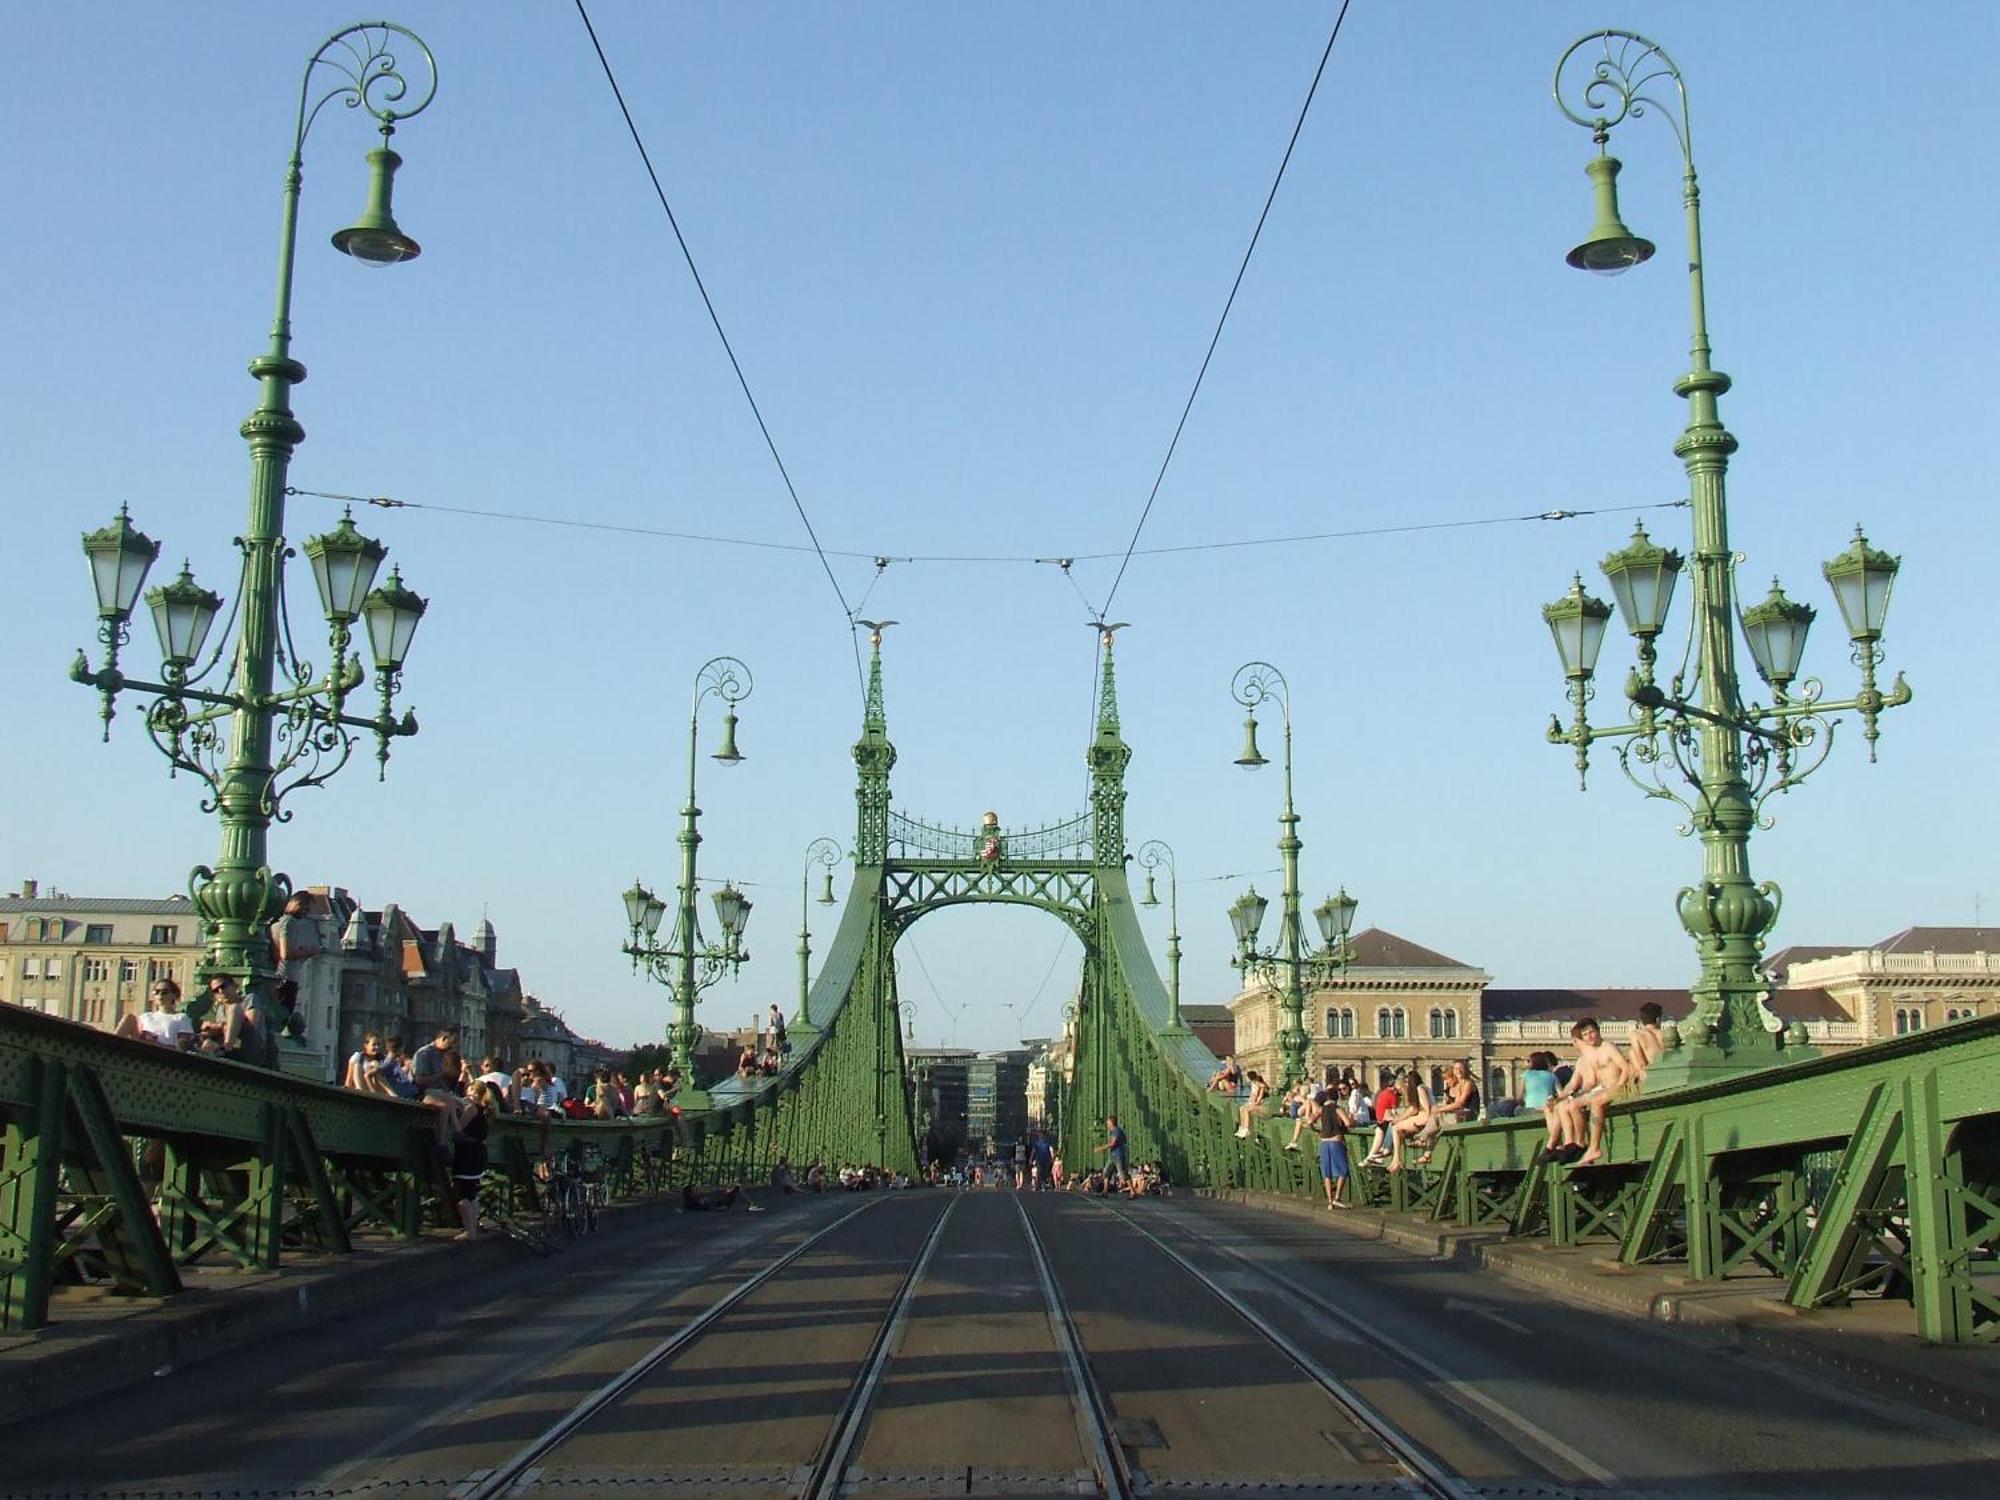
(1521, 1050, 1559, 1112)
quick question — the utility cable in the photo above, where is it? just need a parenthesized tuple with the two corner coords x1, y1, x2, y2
(571, 0, 863, 689)
(288, 486, 1682, 565)
(1100, 0, 1356, 617)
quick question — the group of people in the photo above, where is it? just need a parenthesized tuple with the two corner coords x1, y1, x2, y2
(1532, 1005, 1664, 1165)
(111, 891, 326, 1067)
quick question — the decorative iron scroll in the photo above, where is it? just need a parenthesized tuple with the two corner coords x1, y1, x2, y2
(887, 810, 1093, 863)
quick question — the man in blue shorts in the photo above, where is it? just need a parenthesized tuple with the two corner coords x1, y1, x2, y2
(1314, 1088, 1353, 1209)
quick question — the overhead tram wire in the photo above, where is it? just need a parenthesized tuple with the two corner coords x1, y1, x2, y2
(287, 485, 1682, 568)
(570, 0, 865, 690)
(1098, 0, 1357, 620)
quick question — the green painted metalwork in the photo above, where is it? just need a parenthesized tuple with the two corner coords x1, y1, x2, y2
(1543, 31, 1912, 1087)
(68, 25, 436, 1040)
(621, 656, 756, 1082)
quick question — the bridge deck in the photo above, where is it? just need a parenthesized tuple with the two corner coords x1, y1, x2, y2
(2, 1186, 1993, 1497)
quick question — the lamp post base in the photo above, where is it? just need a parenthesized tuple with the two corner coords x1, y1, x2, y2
(1643, 1018, 1817, 1093)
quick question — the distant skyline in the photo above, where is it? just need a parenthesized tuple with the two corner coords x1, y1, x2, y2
(5, 3, 1993, 1055)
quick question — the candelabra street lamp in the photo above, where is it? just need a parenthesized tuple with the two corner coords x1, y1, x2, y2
(70, 24, 435, 1049)
(1227, 662, 1358, 1088)
(1544, 31, 1911, 1087)
(799, 835, 842, 1021)
(1136, 839, 1188, 1034)
(621, 656, 755, 1084)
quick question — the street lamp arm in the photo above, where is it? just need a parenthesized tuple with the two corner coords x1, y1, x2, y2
(1554, 30, 1694, 166)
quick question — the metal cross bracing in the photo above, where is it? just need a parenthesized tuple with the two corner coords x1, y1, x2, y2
(6, 630, 2000, 1348)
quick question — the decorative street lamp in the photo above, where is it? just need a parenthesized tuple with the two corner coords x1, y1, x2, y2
(1136, 839, 1188, 1034)
(1227, 662, 1358, 1088)
(70, 25, 435, 1046)
(1544, 31, 1911, 1086)
(621, 656, 755, 1083)
(799, 835, 843, 1019)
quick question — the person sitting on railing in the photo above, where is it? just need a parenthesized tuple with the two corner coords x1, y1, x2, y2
(632, 1074, 667, 1115)
(1410, 1061, 1479, 1165)
(474, 1055, 513, 1111)
(735, 1047, 758, 1081)
(1384, 1070, 1434, 1172)
(1542, 1017, 1630, 1166)
(586, 1068, 626, 1119)
(381, 1037, 422, 1099)
(1362, 1070, 1401, 1164)
(196, 974, 262, 1064)
(1342, 1070, 1372, 1128)
(117, 977, 194, 1051)
(1625, 1002, 1667, 1090)
(1233, 1070, 1271, 1138)
(410, 1027, 464, 1100)
(759, 1048, 781, 1076)
(1513, 1050, 1559, 1126)
(1207, 1054, 1242, 1093)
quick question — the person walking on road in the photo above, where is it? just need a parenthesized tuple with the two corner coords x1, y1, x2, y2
(1094, 1114, 1128, 1185)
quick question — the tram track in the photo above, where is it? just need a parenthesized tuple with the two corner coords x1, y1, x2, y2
(445, 1187, 1604, 1498)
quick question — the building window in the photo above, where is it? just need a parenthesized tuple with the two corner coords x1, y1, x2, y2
(19, 957, 34, 979)
(1490, 1066, 1508, 1100)
(1429, 1065, 1445, 1095)
(85, 924, 114, 945)
(148, 958, 177, 984)
(1444, 1009, 1458, 1039)
(1894, 1008, 1925, 1035)
(118, 958, 138, 984)
(43, 958, 61, 980)
(150, 925, 178, 946)
(82, 957, 111, 983)
(1391, 1007, 1408, 1040)
(1428, 1007, 1459, 1040)
(1376, 1007, 1391, 1038)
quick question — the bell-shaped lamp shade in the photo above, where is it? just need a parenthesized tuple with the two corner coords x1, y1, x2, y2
(1229, 886, 1269, 949)
(145, 563, 223, 670)
(712, 882, 751, 941)
(1314, 887, 1358, 948)
(1234, 713, 1268, 768)
(712, 708, 745, 765)
(331, 146, 422, 266)
(361, 566, 427, 671)
(304, 512, 387, 625)
(1600, 523, 1683, 639)
(82, 506, 161, 621)
(817, 868, 837, 905)
(1566, 155, 1655, 275)
(1822, 526, 1899, 642)
(1141, 871, 1160, 908)
(1542, 575, 1615, 680)
(622, 881, 656, 931)
(642, 893, 668, 937)
(1739, 579, 1817, 689)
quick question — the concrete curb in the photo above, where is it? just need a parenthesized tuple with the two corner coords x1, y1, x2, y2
(0, 1188, 727, 1429)
(1197, 1186, 2000, 1426)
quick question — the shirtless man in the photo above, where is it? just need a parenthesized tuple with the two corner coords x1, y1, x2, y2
(1626, 1002, 1667, 1089)
(1549, 1017, 1629, 1165)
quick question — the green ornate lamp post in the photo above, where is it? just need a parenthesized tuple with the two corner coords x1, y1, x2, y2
(1544, 31, 1911, 1086)
(1227, 662, 1358, 1088)
(1136, 839, 1187, 1034)
(799, 836, 842, 1019)
(70, 24, 435, 1045)
(621, 656, 755, 1084)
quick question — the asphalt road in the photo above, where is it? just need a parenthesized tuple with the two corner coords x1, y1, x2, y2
(2, 1187, 1993, 1497)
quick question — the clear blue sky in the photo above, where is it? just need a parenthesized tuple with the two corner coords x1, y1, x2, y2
(5, 3, 1994, 1055)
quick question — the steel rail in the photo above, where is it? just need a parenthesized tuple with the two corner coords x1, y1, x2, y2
(455, 1196, 887, 1500)
(1011, 1191, 1137, 1500)
(1147, 1202, 1622, 1489)
(1096, 1199, 1474, 1500)
(799, 1192, 963, 1498)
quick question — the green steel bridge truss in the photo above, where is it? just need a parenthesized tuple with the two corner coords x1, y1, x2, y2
(5, 637, 1997, 1343)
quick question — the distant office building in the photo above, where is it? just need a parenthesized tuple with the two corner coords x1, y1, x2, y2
(967, 1048, 1032, 1158)
(0, 880, 202, 1027)
(907, 1046, 974, 1165)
